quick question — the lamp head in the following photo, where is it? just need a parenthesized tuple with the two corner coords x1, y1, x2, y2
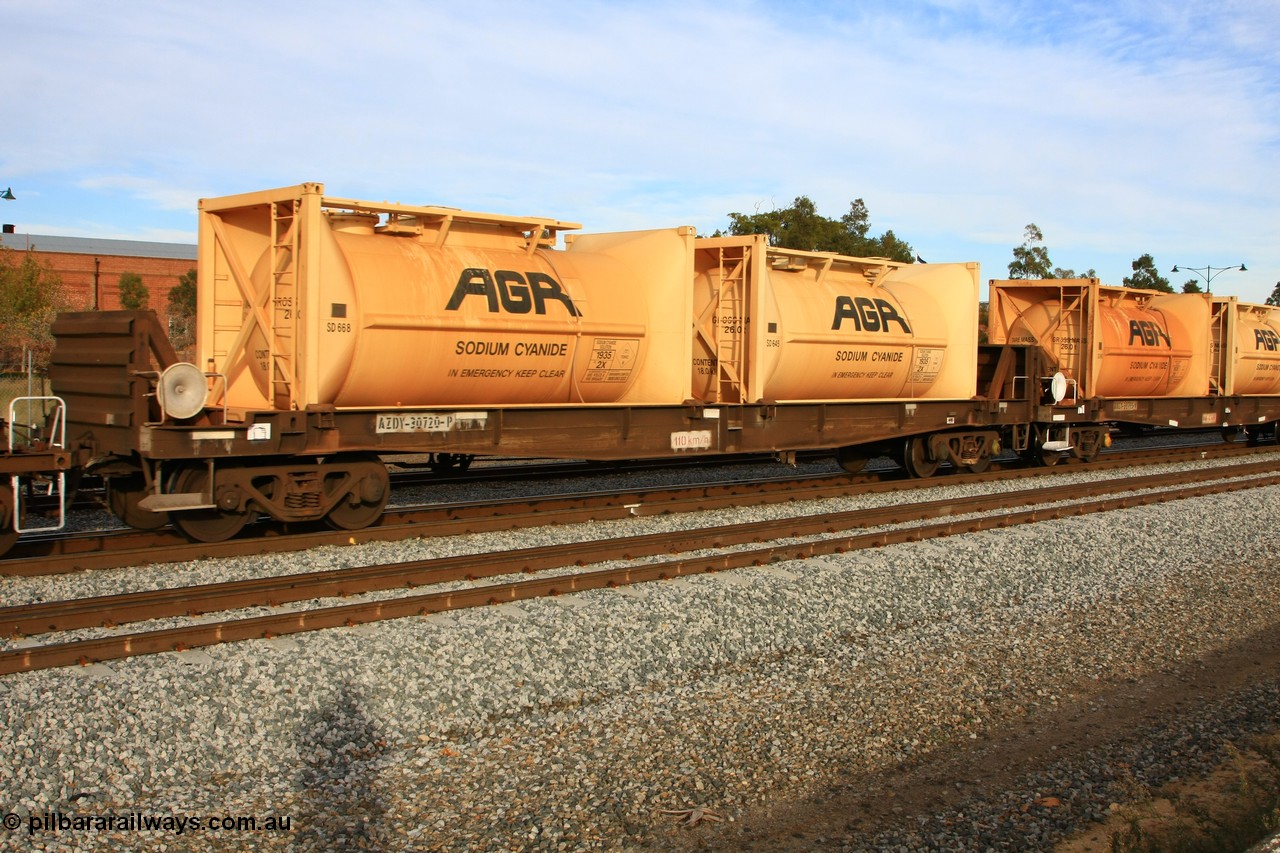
(0, 188, 14, 201)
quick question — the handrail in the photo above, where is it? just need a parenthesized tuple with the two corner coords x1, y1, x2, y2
(6, 396, 67, 535)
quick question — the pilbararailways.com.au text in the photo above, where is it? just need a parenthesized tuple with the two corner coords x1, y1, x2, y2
(6, 810, 293, 836)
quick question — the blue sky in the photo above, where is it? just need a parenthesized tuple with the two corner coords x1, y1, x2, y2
(3, 0, 1277, 301)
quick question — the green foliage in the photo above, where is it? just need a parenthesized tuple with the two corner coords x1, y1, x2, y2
(1267, 283, 1280, 307)
(118, 272, 148, 310)
(0, 246, 69, 365)
(1106, 736, 1280, 853)
(1122, 254, 1173, 293)
(1181, 279, 1203, 293)
(167, 268, 197, 359)
(725, 196, 915, 263)
(1053, 265, 1098, 279)
(1007, 224, 1054, 279)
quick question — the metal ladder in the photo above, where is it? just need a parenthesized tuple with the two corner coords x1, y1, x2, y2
(1058, 287, 1087, 384)
(1209, 300, 1230, 395)
(269, 200, 300, 410)
(711, 246, 747, 403)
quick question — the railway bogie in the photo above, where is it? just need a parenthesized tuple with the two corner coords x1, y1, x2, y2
(147, 454, 392, 542)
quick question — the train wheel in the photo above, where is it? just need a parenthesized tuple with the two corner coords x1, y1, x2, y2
(1221, 425, 1242, 444)
(836, 446, 870, 474)
(169, 465, 251, 543)
(107, 474, 169, 531)
(900, 436, 940, 478)
(325, 454, 391, 531)
(0, 482, 18, 557)
(964, 456, 992, 474)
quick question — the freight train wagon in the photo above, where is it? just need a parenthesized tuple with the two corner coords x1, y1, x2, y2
(48, 183, 1014, 543)
(986, 279, 1280, 455)
(42, 184, 1279, 548)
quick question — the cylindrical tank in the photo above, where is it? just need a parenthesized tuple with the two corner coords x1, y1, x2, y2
(1094, 294, 1205, 396)
(995, 282, 1210, 398)
(246, 213, 655, 407)
(1216, 298, 1280, 395)
(690, 245, 977, 402)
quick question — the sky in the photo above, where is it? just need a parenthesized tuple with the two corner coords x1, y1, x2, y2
(2, 0, 1277, 302)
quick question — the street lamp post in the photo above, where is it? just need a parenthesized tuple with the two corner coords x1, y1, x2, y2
(1, 187, 13, 235)
(1170, 263, 1247, 291)
(1, 187, 14, 236)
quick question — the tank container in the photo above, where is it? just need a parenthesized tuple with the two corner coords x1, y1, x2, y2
(690, 236, 979, 403)
(1212, 297, 1280, 395)
(988, 280, 1211, 399)
(197, 184, 695, 412)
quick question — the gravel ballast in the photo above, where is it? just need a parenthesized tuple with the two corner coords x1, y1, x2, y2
(2, 456, 1279, 851)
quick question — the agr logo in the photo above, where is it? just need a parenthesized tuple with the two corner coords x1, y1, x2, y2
(1128, 320, 1171, 348)
(445, 268, 583, 316)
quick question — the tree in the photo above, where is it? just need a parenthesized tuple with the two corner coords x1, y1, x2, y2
(118, 272, 148, 310)
(1121, 254, 1173, 292)
(0, 246, 69, 366)
(1268, 282, 1280, 307)
(874, 229, 915, 265)
(1052, 265, 1097, 279)
(725, 196, 915, 262)
(1181, 279, 1202, 294)
(167, 268, 197, 359)
(1007, 224, 1054, 279)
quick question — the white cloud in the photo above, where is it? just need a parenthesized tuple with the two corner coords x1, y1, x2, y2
(76, 176, 210, 213)
(1, 0, 1277, 300)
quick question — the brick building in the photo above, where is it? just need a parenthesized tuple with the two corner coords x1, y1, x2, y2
(0, 231, 196, 314)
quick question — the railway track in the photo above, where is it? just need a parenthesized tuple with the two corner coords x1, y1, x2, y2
(0, 440, 1264, 577)
(3, 453, 1277, 675)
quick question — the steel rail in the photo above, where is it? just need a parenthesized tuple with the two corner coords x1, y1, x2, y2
(2, 462, 1278, 675)
(4, 458, 1279, 638)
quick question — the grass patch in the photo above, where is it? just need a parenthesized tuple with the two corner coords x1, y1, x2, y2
(1104, 734, 1280, 852)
